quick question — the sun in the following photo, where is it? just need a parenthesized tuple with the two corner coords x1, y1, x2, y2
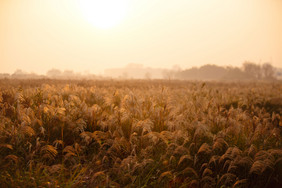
(78, 0, 129, 29)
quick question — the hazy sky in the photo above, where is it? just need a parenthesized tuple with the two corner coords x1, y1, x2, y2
(1, 0, 282, 74)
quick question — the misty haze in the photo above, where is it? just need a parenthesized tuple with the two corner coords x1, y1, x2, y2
(0, 0, 282, 187)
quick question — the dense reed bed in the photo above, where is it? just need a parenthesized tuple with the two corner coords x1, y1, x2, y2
(0, 79, 281, 187)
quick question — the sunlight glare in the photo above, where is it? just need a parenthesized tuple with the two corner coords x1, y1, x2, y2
(79, 0, 128, 29)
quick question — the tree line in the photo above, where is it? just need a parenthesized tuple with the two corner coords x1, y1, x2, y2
(0, 62, 279, 81)
(164, 62, 277, 81)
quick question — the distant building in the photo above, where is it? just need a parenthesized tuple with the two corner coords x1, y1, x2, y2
(104, 63, 164, 79)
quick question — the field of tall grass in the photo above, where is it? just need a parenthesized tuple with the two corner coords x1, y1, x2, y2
(0, 79, 281, 187)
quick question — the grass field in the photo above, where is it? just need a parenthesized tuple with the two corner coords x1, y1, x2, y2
(0, 79, 281, 187)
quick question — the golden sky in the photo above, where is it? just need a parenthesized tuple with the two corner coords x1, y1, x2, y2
(0, 0, 282, 74)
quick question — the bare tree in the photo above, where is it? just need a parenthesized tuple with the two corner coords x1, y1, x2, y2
(162, 70, 175, 80)
(243, 62, 262, 79)
(262, 63, 274, 79)
(145, 72, 152, 80)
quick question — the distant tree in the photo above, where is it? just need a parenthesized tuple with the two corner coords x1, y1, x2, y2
(262, 63, 275, 79)
(47, 69, 62, 78)
(121, 72, 128, 79)
(0, 73, 10, 79)
(223, 66, 250, 80)
(11, 69, 27, 78)
(172, 64, 182, 72)
(162, 70, 175, 80)
(198, 64, 226, 80)
(145, 72, 152, 80)
(12, 69, 25, 76)
(243, 62, 262, 79)
(63, 70, 75, 79)
(175, 67, 198, 80)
